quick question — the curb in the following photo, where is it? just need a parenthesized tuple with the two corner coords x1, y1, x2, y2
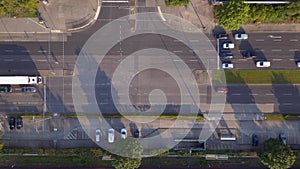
(66, 0, 101, 32)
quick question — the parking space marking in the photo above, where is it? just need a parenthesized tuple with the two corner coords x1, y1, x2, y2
(271, 49, 282, 52)
(289, 49, 299, 52)
(255, 39, 265, 42)
(189, 59, 198, 62)
(232, 93, 241, 96)
(273, 39, 282, 42)
(265, 93, 274, 95)
(238, 59, 247, 61)
(37, 50, 47, 53)
(173, 51, 183, 53)
(290, 39, 298, 42)
(272, 59, 282, 61)
(37, 59, 48, 62)
(249, 93, 258, 95)
(173, 59, 183, 62)
(289, 58, 296, 61)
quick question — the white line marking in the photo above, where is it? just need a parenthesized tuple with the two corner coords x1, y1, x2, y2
(282, 103, 293, 105)
(173, 59, 183, 62)
(37, 50, 47, 53)
(238, 59, 247, 61)
(21, 50, 30, 53)
(189, 59, 198, 62)
(37, 59, 48, 62)
(249, 93, 258, 95)
(206, 49, 216, 52)
(255, 49, 265, 52)
(4, 50, 13, 52)
(232, 93, 241, 96)
(272, 59, 282, 61)
(21, 59, 31, 62)
(271, 49, 282, 52)
(289, 58, 296, 61)
(273, 39, 282, 42)
(290, 39, 298, 42)
(255, 39, 264, 42)
(4, 59, 13, 61)
(157, 6, 166, 21)
(173, 51, 183, 53)
(283, 93, 292, 96)
(265, 93, 274, 95)
(289, 49, 299, 52)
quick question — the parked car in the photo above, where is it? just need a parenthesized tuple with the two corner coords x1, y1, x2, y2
(223, 43, 234, 49)
(242, 51, 256, 59)
(121, 128, 127, 139)
(252, 134, 258, 146)
(256, 61, 271, 68)
(108, 128, 115, 143)
(9, 117, 15, 130)
(95, 129, 100, 142)
(40, 0, 48, 5)
(222, 63, 234, 69)
(16, 117, 23, 129)
(215, 34, 228, 40)
(0, 86, 12, 93)
(220, 52, 233, 59)
(21, 87, 37, 93)
(296, 61, 300, 67)
(234, 33, 248, 40)
(279, 133, 287, 145)
(134, 129, 139, 138)
(215, 87, 228, 94)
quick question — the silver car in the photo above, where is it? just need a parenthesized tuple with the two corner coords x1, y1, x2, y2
(108, 128, 115, 143)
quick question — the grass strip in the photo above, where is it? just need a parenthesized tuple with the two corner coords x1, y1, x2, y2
(264, 114, 285, 121)
(213, 70, 300, 84)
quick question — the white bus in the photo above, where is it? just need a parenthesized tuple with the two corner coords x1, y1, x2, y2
(0, 76, 42, 85)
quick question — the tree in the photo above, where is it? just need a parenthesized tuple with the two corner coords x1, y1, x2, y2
(215, 0, 250, 30)
(112, 137, 143, 169)
(165, 0, 190, 6)
(0, 0, 38, 17)
(260, 138, 296, 169)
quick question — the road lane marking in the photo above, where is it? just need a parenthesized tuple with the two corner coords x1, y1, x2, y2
(21, 59, 31, 62)
(173, 51, 183, 53)
(4, 50, 13, 52)
(289, 49, 299, 52)
(273, 39, 282, 42)
(249, 93, 258, 95)
(271, 49, 282, 52)
(21, 50, 30, 53)
(255, 49, 264, 52)
(282, 103, 293, 105)
(289, 58, 296, 61)
(232, 93, 241, 96)
(272, 59, 282, 61)
(102, 0, 129, 2)
(290, 39, 298, 42)
(238, 59, 247, 61)
(283, 93, 292, 95)
(4, 59, 13, 61)
(173, 59, 183, 62)
(37, 50, 47, 53)
(255, 39, 264, 42)
(189, 40, 199, 42)
(265, 93, 274, 95)
(189, 59, 198, 62)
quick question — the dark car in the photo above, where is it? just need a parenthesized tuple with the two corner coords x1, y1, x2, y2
(134, 129, 139, 138)
(215, 34, 228, 40)
(21, 87, 37, 93)
(252, 134, 258, 146)
(16, 117, 23, 129)
(0, 86, 12, 93)
(279, 133, 287, 145)
(9, 117, 15, 130)
(220, 52, 233, 59)
(242, 51, 256, 59)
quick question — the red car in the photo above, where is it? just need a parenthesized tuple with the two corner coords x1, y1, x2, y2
(216, 87, 228, 94)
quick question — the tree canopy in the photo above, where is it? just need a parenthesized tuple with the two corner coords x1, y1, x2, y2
(260, 138, 296, 169)
(112, 137, 143, 169)
(165, 0, 190, 6)
(0, 0, 38, 17)
(216, 0, 250, 30)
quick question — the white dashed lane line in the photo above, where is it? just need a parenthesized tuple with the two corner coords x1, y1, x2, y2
(290, 39, 298, 42)
(173, 51, 183, 53)
(272, 59, 282, 61)
(273, 39, 282, 42)
(4, 50, 13, 52)
(289, 49, 299, 52)
(282, 103, 293, 106)
(283, 93, 292, 96)
(265, 93, 274, 95)
(4, 59, 13, 61)
(231, 93, 241, 96)
(271, 49, 282, 52)
(249, 93, 258, 96)
(255, 39, 264, 42)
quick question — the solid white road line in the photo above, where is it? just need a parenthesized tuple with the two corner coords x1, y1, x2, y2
(290, 39, 298, 42)
(271, 49, 282, 52)
(272, 59, 282, 61)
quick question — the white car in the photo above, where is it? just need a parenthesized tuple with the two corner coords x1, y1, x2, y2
(223, 43, 234, 49)
(222, 63, 234, 69)
(234, 33, 248, 40)
(121, 128, 127, 139)
(108, 128, 115, 143)
(297, 61, 300, 67)
(95, 129, 100, 142)
(256, 61, 271, 68)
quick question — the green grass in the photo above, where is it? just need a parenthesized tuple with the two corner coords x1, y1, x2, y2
(213, 70, 300, 84)
(284, 115, 300, 120)
(165, 0, 190, 6)
(264, 114, 285, 121)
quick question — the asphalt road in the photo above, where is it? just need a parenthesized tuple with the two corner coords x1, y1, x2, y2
(0, 1, 299, 115)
